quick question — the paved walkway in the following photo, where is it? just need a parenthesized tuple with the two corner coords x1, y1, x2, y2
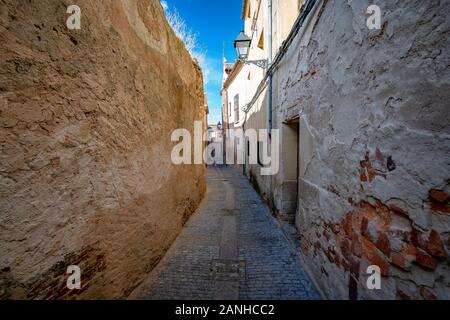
(133, 166, 320, 300)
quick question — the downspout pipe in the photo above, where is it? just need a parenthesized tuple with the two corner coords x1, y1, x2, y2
(268, 0, 273, 135)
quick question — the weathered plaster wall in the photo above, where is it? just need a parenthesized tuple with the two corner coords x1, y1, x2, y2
(0, 0, 206, 299)
(274, 0, 450, 299)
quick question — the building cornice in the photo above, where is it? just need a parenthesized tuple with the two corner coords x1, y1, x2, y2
(222, 60, 244, 91)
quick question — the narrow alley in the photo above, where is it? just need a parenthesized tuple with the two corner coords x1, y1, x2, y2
(1, 0, 449, 306)
(132, 166, 320, 300)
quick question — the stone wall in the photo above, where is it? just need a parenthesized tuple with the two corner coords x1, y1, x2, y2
(273, 0, 450, 299)
(0, 0, 206, 299)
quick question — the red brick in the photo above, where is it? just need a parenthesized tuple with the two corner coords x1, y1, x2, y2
(367, 166, 376, 182)
(343, 214, 353, 237)
(352, 233, 362, 258)
(401, 243, 417, 257)
(340, 238, 352, 261)
(420, 287, 438, 300)
(425, 229, 448, 259)
(391, 252, 413, 271)
(359, 201, 377, 217)
(415, 249, 438, 270)
(359, 156, 375, 182)
(360, 166, 368, 182)
(361, 217, 370, 240)
(430, 203, 450, 214)
(429, 190, 450, 214)
(362, 238, 389, 276)
(391, 243, 418, 271)
(429, 190, 450, 204)
(376, 233, 391, 257)
(375, 202, 392, 228)
(410, 228, 423, 248)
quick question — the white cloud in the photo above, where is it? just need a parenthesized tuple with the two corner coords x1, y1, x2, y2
(193, 53, 223, 86)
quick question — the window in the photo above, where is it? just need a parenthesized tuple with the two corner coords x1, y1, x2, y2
(247, 2, 251, 19)
(234, 94, 240, 123)
(228, 102, 231, 117)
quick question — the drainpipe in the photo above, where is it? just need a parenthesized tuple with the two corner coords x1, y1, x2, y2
(268, 0, 273, 135)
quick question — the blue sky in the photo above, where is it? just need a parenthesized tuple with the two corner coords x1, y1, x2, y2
(161, 0, 244, 125)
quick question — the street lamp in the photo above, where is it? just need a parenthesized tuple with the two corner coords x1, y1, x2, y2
(234, 31, 268, 69)
(234, 31, 251, 60)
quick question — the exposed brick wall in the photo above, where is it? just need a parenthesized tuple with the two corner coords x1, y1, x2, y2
(1, 246, 106, 300)
(272, 0, 450, 299)
(301, 198, 449, 299)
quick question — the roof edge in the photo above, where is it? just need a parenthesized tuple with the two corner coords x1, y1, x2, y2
(241, 0, 248, 20)
(222, 60, 244, 91)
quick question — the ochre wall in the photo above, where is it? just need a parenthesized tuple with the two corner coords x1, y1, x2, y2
(0, 0, 206, 299)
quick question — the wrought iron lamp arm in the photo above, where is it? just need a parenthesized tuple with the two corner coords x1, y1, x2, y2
(245, 59, 268, 69)
(239, 58, 268, 69)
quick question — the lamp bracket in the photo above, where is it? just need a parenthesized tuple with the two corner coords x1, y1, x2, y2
(241, 59, 268, 69)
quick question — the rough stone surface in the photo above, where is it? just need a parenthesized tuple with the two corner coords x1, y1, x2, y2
(245, 0, 450, 299)
(0, 0, 206, 299)
(132, 166, 321, 300)
(281, 0, 450, 300)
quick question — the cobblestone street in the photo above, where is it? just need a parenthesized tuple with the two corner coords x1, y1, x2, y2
(133, 166, 321, 300)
